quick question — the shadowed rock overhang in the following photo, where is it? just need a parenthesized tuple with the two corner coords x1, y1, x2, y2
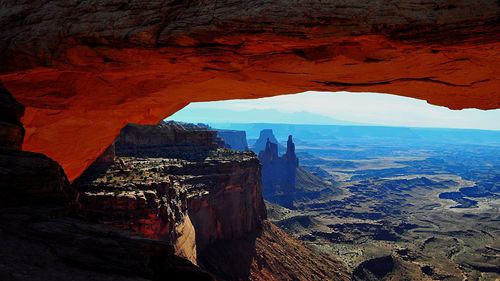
(0, 0, 499, 180)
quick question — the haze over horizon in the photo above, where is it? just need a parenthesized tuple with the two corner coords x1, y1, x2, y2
(167, 91, 500, 131)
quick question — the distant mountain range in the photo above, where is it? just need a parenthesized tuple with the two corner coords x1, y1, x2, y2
(208, 123, 500, 146)
(167, 108, 365, 126)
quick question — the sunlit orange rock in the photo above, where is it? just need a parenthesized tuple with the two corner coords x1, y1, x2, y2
(0, 1, 499, 180)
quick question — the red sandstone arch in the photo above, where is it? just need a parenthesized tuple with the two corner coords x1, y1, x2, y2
(0, 1, 499, 180)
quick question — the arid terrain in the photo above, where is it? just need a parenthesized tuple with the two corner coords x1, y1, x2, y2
(224, 123, 500, 281)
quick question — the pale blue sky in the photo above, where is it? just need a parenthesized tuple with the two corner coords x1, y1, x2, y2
(167, 91, 500, 130)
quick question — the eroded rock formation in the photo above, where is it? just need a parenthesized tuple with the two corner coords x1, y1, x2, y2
(216, 129, 249, 151)
(75, 121, 349, 280)
(75, 122, 267, 265)
(0, 89, 213, 281)
(0, 1, 498, 180)
(75, 154, 199, 264)
(0, 83, 74, 208)
(258, 134, 338, 208)
(201, 221, 349, 281)
(252, 129, 284, 155)
(259, 136, 299, 208)
(115, 121, 220, 159)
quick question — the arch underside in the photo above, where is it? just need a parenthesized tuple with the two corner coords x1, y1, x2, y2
(0, 0, 499, 180)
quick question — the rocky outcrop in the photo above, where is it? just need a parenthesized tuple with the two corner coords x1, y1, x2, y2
(75, 121, 266, 265)
(252, 129, 285, 155)
(0, 91, 212, 280)
(258, 135, 337, 208)
(75, 122, 349, 280)
(0, 207, 214, 281)
(0, 84, 74, 208)
(216, 129, 249, 151)
(1, 2, 498, 180)
(259, 136, 299, 208)
(178, 154, 266, 251)
(115, 121, 219, 160)
(200, 221, 349, 281)
(0, 149, 75, 208)
(75, 155, 198, 264)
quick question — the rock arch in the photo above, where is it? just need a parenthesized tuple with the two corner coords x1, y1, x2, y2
(0, 0, 499, 180)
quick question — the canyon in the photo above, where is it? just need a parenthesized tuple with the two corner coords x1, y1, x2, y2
(0, 87, 215, 281)
(74, 121, 350, 280)
(1, 2, 499, 281)
(0, 1, 499, 180)
(75, 122, 266, 264)
(0, 91, 349, 281)
(242, 123, 500, 281)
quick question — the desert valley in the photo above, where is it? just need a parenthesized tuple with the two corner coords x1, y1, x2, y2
(216, 123, 500, 280)
(1, 1, 499, 280)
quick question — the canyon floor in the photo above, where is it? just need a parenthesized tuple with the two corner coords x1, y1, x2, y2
(238, 125, 500, 281)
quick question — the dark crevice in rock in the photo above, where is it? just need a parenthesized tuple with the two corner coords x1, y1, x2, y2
(313, 77, 481, 88)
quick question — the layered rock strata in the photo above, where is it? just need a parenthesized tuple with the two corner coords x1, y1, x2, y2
(1, 2, 498, 180)
(200, 221, 350, 281)
(75, 122, 267, 265)
(216, 129, 249, 151)
(75, 155, 198, 264)
(115, 121, 220, 160)
(0, 88, 213, 281)
(0, 83, 74, 208)
(75, 121, 349, 280)
(258, 134, 337, 208)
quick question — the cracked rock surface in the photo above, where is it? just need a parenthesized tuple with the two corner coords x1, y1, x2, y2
(0, 1, 498, 180)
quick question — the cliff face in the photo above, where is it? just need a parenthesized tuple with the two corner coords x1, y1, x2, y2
(0, 84, 74, 208)
(74, 121, 349, 280)
(115, 121, 219, 159)
(1, 1, 498, 181)
(75, 122, 267, 265)
(201, 221, 349, 281)
(216, 129, 249, 151)
(176, 155, 266, 251)
(0, 87, 213, 281)
(259, 136, 299, 208)
(75, 155, 198, 263)
(258, 134, 337, 208)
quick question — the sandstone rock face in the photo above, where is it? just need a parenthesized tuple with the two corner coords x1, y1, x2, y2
(216, 129, 249, 151)
(74, 156, 198, 264)
(179, 154, 267, 251)
(0, 1, 498, 180)
(115, 122, 219, 160)
(0, 94, 212, 280)
(75, 122, 266, 265)
(0, 84, 74, 208)
(259, 136, 299, 208)
(0, 149, 75, 208)
(73, 121, 348, 280)
(200, 221, 349, 281)
(0, 207, 214, 281)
